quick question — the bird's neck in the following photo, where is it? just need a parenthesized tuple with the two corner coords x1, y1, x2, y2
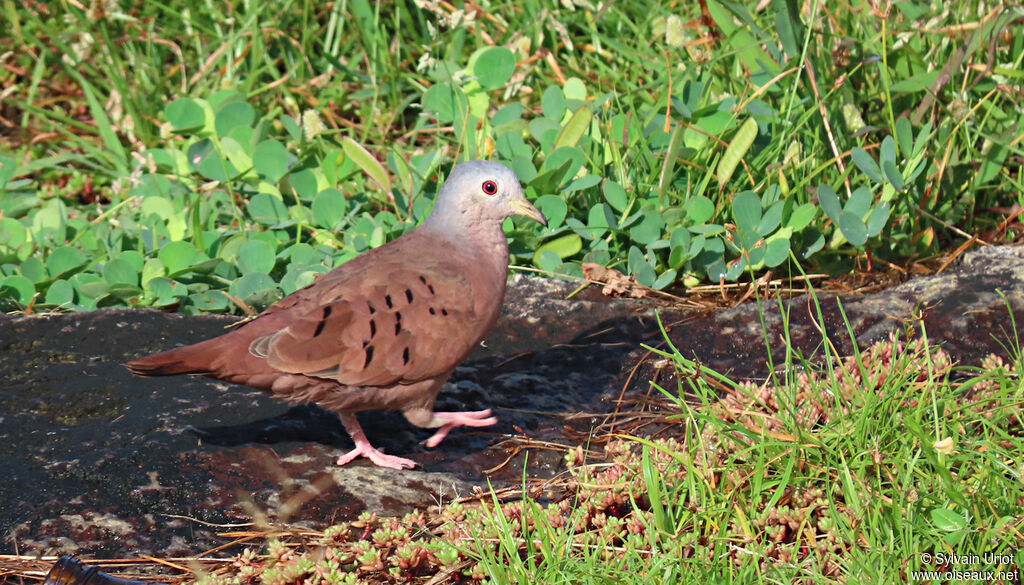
(418, 218, 510, 302)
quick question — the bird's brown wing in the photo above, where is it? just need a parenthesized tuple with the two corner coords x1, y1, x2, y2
(249, 264, 479, 387)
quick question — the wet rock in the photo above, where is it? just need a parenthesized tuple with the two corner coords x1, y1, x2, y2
(2, 245, 1023, 556)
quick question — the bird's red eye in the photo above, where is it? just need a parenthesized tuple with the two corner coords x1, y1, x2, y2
(482, 180, 498, 195)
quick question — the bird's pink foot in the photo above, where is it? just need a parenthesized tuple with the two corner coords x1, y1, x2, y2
(424, 409, 498, 448)
(338, 414, 417, 469)
(335, 443, 416, 470)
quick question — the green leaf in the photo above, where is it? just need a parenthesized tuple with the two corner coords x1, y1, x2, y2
(492, 103, 524, 126)
(103, 258, 139, 286)
(534, 249, 563, 273)
(45, 247, 87, 279)
(285, 168, 319, 201)
(197, 151, 237, 182)
(866, 200, 892, 236)
(880, 135, 897, 165)
(895, 117, 913, 158)
(0, 275, 35, 305)
(528, 118, 561, 153)
(0, 217, 27, 261)
(69, 273, 105, 305)
(563, 174, 601, 193)
(850, 148, 883, 184)
(286, 243, 321, 265)
(758, 201, 783, 235)
(627, 246, 656, 287)
(147, 277, 187, 306)
(772, 0, 803, 57)
(890, 70, 940, 93)
(32, 199, 67, 240)
(837, 211, 868, 246)
(19, 257, 45, 282)
(107, 283, 143, 301)
(472, 47, 515, 90)
(496, 131, 531, 160)
(652, 269, 677, 290)
(535, 234, 582, 262)
(882, 160, 905, 191)
(165, 98, 205, 131)
(343, 137, 391, 195)
(534, 195, 567, 229)
(221, 137, 254, 176)
(930, 508, 967, 532)
(817, 184, 842, 222)
(190, 290, 230, 312)
(237, 239, 277, 275)
(45, 279, 74, 306)
(685, 196, 715, 224)
(732, 191, 762, 231)
(536, 146, 584, 189)
(141, 196, 176, 220)
(717, 117, 758, 188)
(230, 273, 278, 306)
(786, 203, 817, 231)
(764, 235, 791, 267)
(141, 258, 166, 286)
(281, 264, 325, 295)
(541, 86, 566, 121)
(423, 82, 468, 123)
(586, 204, 612, 239)
(312, 188, 349, 229)
(509, 156, 538, 184)
(0, 154, 16, 189)
(564, 77, 587, 101)
(845, 187, 873, 218)
(603, 180, 629, 212)
(253, 139, 289, 183)
(281, 114, 301, 141)
(248, 193, 290, 225)
(158, 240, 202, 274)
(670, 227, 691, 250)
(629, 208, 665, 245)
(554, 107, 592, 150)
(214, 102, 256, 137)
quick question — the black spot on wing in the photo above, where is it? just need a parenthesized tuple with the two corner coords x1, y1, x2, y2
(313, 306, 332, 337)
(418, 275, 435, 295)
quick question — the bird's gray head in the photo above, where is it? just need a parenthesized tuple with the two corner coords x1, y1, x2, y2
(422, 161, 547, 233)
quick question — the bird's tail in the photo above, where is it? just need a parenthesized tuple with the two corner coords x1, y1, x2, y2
(125, 342, 217, 377)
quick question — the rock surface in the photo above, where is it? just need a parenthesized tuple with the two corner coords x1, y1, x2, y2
(2, 245, 1023, 556)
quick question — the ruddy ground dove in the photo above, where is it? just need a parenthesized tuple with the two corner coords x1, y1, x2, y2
(126, 161, 547, 469)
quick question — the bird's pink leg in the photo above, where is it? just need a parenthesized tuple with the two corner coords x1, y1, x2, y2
(337, 414, 417, 470)
(424, 409, 498, 448)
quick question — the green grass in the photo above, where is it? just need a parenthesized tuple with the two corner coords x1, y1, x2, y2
(1, 1, 1022, 312)
(446, 309, 1024, 582)
(179, 312, 1024, 584)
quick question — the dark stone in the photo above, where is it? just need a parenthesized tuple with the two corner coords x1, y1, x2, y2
(3, 245, 1023, 556)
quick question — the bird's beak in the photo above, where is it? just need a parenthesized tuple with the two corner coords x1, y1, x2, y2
(510, 197, 547, 227)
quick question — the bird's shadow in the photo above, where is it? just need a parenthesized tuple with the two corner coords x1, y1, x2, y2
(189, 404, 352, 448)
(187, 404, 461, 455)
